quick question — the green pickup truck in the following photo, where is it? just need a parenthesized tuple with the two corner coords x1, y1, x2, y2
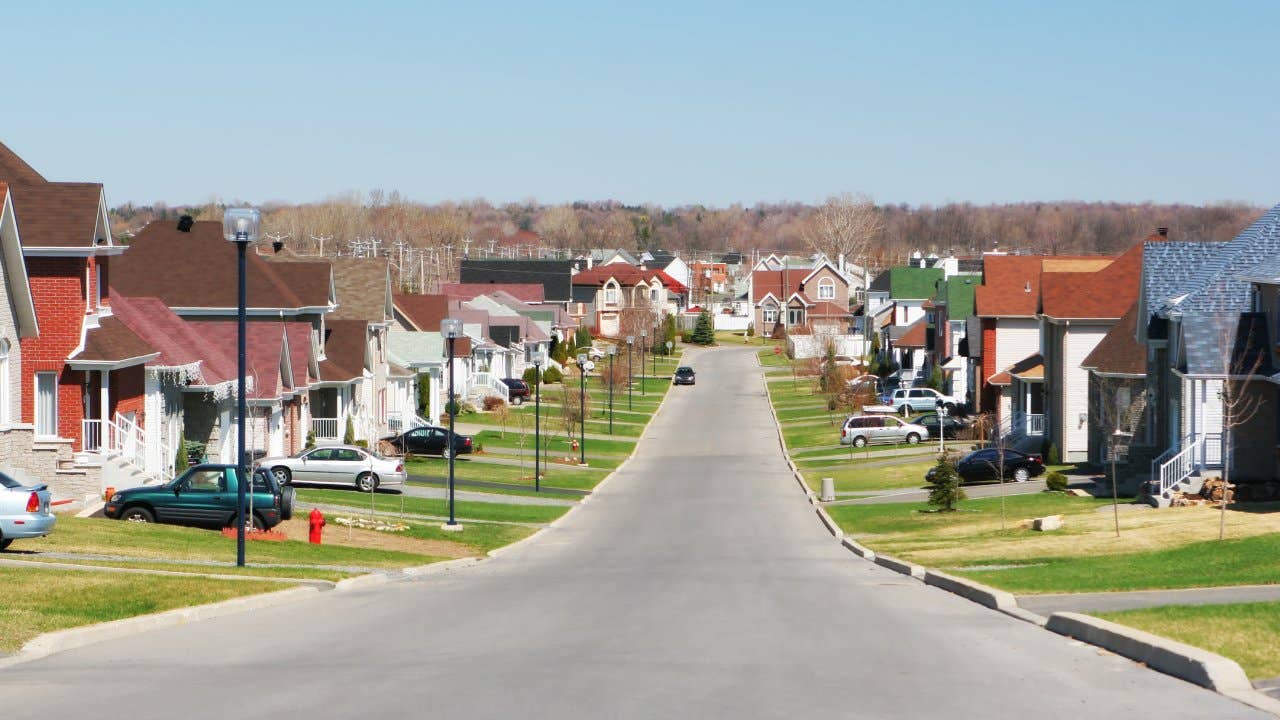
(104, 464, 295, 530)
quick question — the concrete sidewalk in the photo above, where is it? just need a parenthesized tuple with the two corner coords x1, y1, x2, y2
(1019, 584, 1280, 616)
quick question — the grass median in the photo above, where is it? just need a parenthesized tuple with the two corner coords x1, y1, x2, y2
(295, 487, 569, 524)
(0, 567, 286, 654)
(1098, 601, 1280, 680)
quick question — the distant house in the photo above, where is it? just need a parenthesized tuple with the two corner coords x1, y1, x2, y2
(925, 275, 978, 399)
(460, 259, 573, 304)
(570, 265, 687, 338)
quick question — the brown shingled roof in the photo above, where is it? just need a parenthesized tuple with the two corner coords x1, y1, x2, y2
(8, 182, 104, 247)
(72, 317, 157, 365)
(974, 255, 1113, 318)
(896, 318, 928, 348)
(393, 293, 450, 331)
(319, 319, 367, 382)
(113, 220, 332, 310)
(0, 142, 47, 185)
(1040, 243, 1144, 320)
(1082, 301, 1145, 376)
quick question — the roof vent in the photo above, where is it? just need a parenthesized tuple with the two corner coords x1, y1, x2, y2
(1157, 227, 1169, 237)
(177, 215, 194, 232)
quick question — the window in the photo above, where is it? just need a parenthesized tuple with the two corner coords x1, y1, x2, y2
(306, 448, 334, 461)
(818, 277, 835, 300)
(604, 286, 618, 305)
(650, 287, 658, 302)
(36, 372, 57, 437)
(185, 469, 225, 493)
(788, 308, 804, 326)
(762, 305, 778, 324)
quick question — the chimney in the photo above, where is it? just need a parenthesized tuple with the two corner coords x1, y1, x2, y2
(1157, 227, 1169, 238)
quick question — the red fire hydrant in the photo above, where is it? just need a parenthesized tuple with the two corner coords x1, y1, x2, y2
(308, 508, 326, 544)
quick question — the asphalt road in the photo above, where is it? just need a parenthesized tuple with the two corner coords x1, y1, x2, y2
(0, 348, 1264, 719)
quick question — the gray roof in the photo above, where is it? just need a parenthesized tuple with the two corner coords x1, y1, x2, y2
(1144, 241, 1223, 317)
(1180, 312, 1273, 376)
(1162, 203, 1280, 315)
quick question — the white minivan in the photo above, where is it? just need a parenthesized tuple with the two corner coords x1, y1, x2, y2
(839, 415, 929, 448)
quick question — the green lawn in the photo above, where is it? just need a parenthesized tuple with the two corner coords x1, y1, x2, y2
(16, 556, 355, 582)
(26, 516, 443, 570)
(295, 487, 569, 524)
(407, 457, 608, 492)
(470, 429, 636, 457)
(0, 567, 286, 653)
(757, 348, 792, 368)
(802, 461, 934, 493)
(1098, 602, 1280, 679)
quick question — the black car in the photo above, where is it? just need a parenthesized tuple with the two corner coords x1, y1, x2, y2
(673, 366, 695, 385)
(382, 425, 474, 458)
(913, 413, 970, 440)
(929, 448, 1045, 484)
(501, 378, 531, 405)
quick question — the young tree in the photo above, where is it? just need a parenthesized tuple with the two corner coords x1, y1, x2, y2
(926, 457, 965, 512)
(691, 309, 715, 345)
(559, 384, 592, 444)
(1212, 316, 1265, 541)
(1089, 373, 1147, 538)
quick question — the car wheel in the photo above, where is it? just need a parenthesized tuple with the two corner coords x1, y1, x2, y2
(1014, 467, 1029, 483)
(512, 396, 523, 406)
(280, 486, 296, 520)
(0, 537, 11, 551)
(251, 514, 266, 531)
(906, 433, 920, 445)
(944, 402, 956, 413)
(122, 506, 154, 523)
(442, 446, 452, 460)
(356, 472, 379, 493)
(900, 405, 911, 417)
(853, 436, 867, 448)
(272, 467, 292, 486)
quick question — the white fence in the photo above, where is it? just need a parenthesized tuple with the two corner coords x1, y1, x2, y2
(787, 333, 867, 360)
(311, 417, 340, 440)
(713, 314, 751, 331)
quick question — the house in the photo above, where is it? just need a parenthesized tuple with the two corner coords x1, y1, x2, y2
(0, 160, 139, 504)
(641, 250, 691, 291)
(750, 261, 852, 334)
(1039, 243, 1145, 462)
(392, 293, 474, 424)
(0, 183, 44, 489)
(460, 259, 574, 304)
(1136, 208, 1280, 504)
(570, 265, 687, 338)
(689, 261, 729, 302)
(924, 275, 978, 400)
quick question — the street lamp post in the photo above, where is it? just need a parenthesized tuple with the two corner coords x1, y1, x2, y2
(222, 208, 260, 568)
(935, 399, 949, 454)
(607, 345, 617, 434)
(626, 335, 634, 411)
(532, 349, 545, 492)
(640, 331, 647, 396)
(665, 340, 673, 366)
(652, 328, 658, 376)
(576, 352, 588, 465)
(441, 318, 464, 531)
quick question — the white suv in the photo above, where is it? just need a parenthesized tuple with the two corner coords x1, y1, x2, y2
(888, 387, 961, 416)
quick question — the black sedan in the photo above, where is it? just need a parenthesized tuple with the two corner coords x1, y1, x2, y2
(929, 448, 1045, 484)
(382, 425, 473, 458)
(674, 366, 695, 385)
(501, 378, 531, 405)
(913, 413, 970, 440)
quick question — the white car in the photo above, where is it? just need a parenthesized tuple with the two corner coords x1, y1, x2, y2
(0, 472, 54, 550)
(887, 387, 963, 415)
(257, 445, 407, 492)
(839, 415, 929, 448)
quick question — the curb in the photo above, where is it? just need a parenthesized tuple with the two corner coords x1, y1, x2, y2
(1046, 612, 1254, 694)
(923, 569, 1017, 611)
(874, 554, 925, 579)
(0, 585, 320, 669)
(814, 505, 841, 538)
(841, 536, 875, 560)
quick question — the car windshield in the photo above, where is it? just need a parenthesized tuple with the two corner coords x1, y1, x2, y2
(676, 367, 693, 374)
(0, 472, 21, 489)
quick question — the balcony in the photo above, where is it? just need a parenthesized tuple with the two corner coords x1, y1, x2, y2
(1012, 411, 1045, 437)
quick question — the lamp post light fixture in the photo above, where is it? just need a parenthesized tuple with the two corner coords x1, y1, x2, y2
(607, 345, 617, 434)
(222, 207, 260, 568)
(441, 318, 464, 530)
(626, 335, 634, 411)
(532, 348, 545, 492)
(576, 352, 588, 466)
(665, 339, 673, 364)
(640, 331, 647, 396)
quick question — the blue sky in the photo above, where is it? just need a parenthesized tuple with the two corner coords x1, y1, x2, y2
(4, 1, 1276, 207)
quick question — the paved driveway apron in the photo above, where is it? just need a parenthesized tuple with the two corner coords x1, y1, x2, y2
(0, 349, 1264, 719)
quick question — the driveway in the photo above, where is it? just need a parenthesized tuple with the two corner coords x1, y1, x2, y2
(0, 347, 1263, 719)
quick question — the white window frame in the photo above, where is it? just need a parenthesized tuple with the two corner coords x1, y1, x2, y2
(817, 277, 835, 300)
(649, 287, 659, 302)
(36, 371, 58, 438)
(762, 304, 778, 325)
(604, 283, 619, 306)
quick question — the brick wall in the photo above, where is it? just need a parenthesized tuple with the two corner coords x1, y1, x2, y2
(980, 318, 998, 413)
(20, 257, 87, 441)
(112, 365, 146, 423)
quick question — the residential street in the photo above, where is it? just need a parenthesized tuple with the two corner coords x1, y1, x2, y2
(0, 348, 1264, 719)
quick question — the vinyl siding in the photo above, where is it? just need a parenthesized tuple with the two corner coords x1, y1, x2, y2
(1062, 324, 1109, 462)
(994, 318, 1039, 372)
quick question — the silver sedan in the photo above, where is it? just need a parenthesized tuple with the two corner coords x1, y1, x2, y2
(257, 445, 407, 492)
(0, 472, 55, 550)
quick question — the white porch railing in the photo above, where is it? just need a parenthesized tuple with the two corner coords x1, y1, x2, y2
(1010, 411, 1045, 438)
(82, 414, 166, 483)
(1156, 432, 1224, 496)
(311, 417, 340, 440)
(471, 372, 511, 402)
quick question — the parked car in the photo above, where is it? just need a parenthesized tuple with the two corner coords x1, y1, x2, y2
(929, 448, 1046, 484)
(877, 376, 902, 403)
(886, 387, 962, 415)
(840, 415, 928, 447)
(0, 472, 54, 550)
(104, 465, 293, 530)
(502, 378, 531, 405)
(586, 346, 607, 361)
(913, 412, 971, 440)
(674, 366, 696, 385)
(259, 445, 407, 492)
(382, 426, 474, 460)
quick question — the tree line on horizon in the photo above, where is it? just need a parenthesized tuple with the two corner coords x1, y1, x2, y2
(109, 192, 1262, 263)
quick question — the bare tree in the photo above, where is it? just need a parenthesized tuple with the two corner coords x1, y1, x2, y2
(801, 193, 883, 283)
(1212, 316, 1265, 541)
(1089, 373, 1148, 537)
(535, 206, 582, 248)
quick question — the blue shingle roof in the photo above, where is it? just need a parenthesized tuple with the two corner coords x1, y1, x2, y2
(1143, 241, 1222, 317)
(1164, 203, 1280, 315)
(1180, 312, 1273, 376)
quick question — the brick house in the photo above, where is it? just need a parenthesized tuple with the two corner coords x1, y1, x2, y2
(570, 265, 687, 339)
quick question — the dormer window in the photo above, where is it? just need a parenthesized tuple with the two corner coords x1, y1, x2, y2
(818, 277, 835, 300)
(604, 281, 619, 305)
(650, 287, 659, 302)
